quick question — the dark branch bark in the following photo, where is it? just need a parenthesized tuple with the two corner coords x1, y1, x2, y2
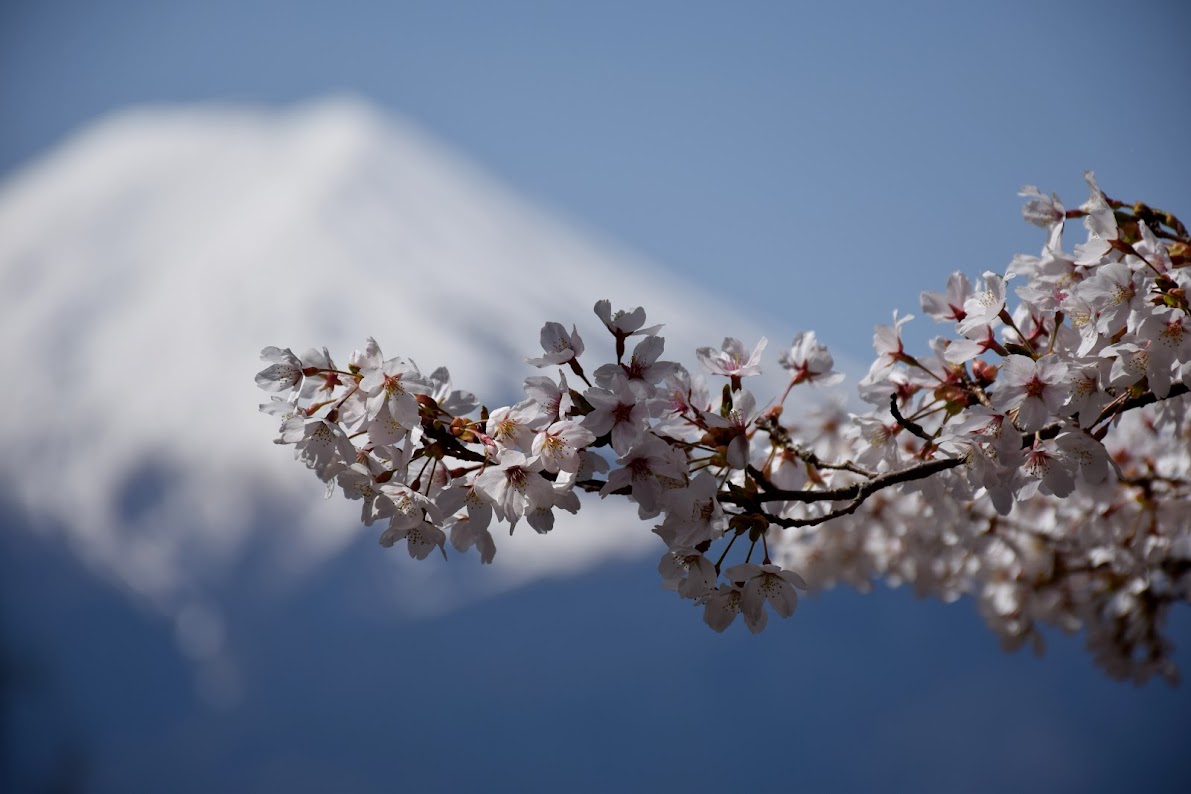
(1032, 381, 1189, 444)
(724, 456, 964, 507)
(889, 395, 933, 443)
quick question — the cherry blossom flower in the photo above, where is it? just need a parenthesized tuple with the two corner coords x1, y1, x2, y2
(779, 331, 844, 386)
(726, 562, 807, 626)
(532, 420, 596, 474)
(525, 482, 580, 534)
(1103, 343, 1150, 392)
(1059, 291, 1102, 356)
(659, 547, 717, 600)
(658, 472, 725, 548)
(1080, 170, 1118, 240)
(366, 402, 416, 448)
(1075, 261, 1142, 335)
(958, 272, 1007, 337)
(594, 334, 680, 395)
(486, 399, 546, 452)
(335, 462, 390, 526)
(1063, 362, 1111, 421)
(582, 371, 653, 454)
(702, 583, 756, 633)
(1136, 308, 1191, 398)
(1018, 439, 1075, 500)
(702, 389, 760, 469)
(255, 346, 305, 397)
(572, 449, 610, 482)
(593, 300, 663, 361)
(1019, 185, 1066, 229)
(277, 410, 354, 480)
(439, 482, 497, 563)
(473, 450, 553, 529)
(379, 519, 447, 560)
(260, 395, 302, 425)
(295, 347, 342, 400)
(943, 324, 1002, 366)
(360, 355, 425, 428)
(853, 414, 902, 470)
(992, 354, 1070, 433)
(1134, 221, 1173, 275)
(526, 322, 585, 367)
(652, 368, 710, 442)
(1055, 431, 1111, 486)
(376, 482, 443, 531)
(869, 311, 915, 373)
(426, 366, 477, 416)
(696, 337, 767, 380)
(961, 440, 1020, 515)
(1012, 241, 1081, 314)
(948, 405, 1019, 460)
(448, 513, 496, 564)
(921, 271, 973, 324)
(523, 372, 572, 424)
(594, 300, 662, 336)
(601, 435, 686, 517)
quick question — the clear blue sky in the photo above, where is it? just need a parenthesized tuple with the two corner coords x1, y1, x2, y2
(4, 1, 1188, 354)
(2, 2, 1190, 791)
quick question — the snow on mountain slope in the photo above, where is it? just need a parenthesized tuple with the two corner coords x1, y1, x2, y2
(0, 96, 775, 621)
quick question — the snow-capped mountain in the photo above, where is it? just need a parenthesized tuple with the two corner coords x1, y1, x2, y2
(0, 96, 773, 623)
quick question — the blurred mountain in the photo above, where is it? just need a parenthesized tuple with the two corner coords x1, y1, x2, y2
(0, 96, 778, 624)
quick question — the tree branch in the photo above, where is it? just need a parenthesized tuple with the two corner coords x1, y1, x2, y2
(1032, 381, 1189, 444)
(723, 456, 964, 508)
(890, 395, 933, 444)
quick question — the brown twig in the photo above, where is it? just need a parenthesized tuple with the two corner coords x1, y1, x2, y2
(724, 456, 963, 508)
(890, 395, 933, 444)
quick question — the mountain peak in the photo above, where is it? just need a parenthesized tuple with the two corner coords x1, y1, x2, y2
(0, 97, 770, 620)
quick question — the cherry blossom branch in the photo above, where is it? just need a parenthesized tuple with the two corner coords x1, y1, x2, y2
(752, 461, 963, 530)
(889, 395, 933, 443)
(753, 415, 876, 478)
(1092, 382, 1189, 429)
(726, 456, 963, 510)
(254, 175, 1191, 683)
(1032, 381, 1190, 443)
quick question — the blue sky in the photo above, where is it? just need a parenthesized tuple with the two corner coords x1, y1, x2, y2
(2, 2, 1190, 792)
(5, 0, 1189, 351)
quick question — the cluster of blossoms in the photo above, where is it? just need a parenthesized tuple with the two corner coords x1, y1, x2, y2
(258, 175, 1191, 683)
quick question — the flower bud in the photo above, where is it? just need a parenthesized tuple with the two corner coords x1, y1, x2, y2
(972, 359, 998, 387)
